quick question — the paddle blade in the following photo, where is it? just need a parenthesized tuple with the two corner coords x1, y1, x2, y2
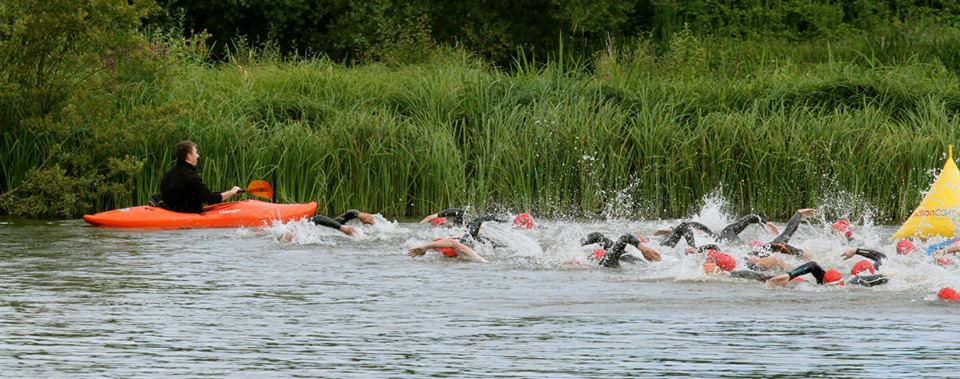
(245, 180, 273, 199)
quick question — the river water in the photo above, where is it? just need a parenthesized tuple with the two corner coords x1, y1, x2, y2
(2, 207, 960, 377)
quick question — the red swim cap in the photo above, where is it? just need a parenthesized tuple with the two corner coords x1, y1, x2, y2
(832, 220, 852, 238)
(591, 248, 606, 261)
(832, 219, 850, 232)
(823, 269, 844, 285)
(431, 237, 457, 257)
(513, 213, 534, 229)
(706, 250, 736, 272)
(938, 287, 960, 301)
(936, 257, 954, 266)
(896, 239, 915, 255)
(430, 217, 447, 226)
(850, 259, 875, 276)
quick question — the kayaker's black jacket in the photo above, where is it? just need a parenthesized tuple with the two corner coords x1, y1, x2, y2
(160, 161, 222, 213)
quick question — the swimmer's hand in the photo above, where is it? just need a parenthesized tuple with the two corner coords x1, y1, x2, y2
(652, 227, 673, 236)
(767, 274, 791, 287)
(339, 225, 356, 236)
(357, 212, 376, 225)
(798, 208, 816, 218)
(765, 222, 780, 235)
(840, 248, 857, 260)
(638, 245, 662, 262)
(420, 214, 439, 224)
(408, 247, 427, 258)
(684, 246, 698, 255)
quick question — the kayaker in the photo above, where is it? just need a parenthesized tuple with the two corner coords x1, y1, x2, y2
(160, 140, 241, 213)
(311, 210, 376, 235)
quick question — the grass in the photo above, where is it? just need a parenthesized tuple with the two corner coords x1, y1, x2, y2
(4, 28, 960, 222)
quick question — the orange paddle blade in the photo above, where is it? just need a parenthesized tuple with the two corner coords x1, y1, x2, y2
(245, 180, 273, 199)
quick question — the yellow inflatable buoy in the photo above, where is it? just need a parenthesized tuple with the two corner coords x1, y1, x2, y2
(892, 145, 960, 240)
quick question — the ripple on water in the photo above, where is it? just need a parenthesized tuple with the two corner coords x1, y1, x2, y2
(1, 217, 959, 377)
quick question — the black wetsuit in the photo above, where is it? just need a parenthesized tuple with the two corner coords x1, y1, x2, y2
(770, 211, 805, 244)
(311, 210, 366, 231)
(749, 242, 805, 259)
(159, 161, 223, 213)
(435, 208, 466, 225)
(734, 262, 831, 284)
(786, 260, 888, 287)
(457, 214, 507, 248)
(582, 232, 644, 267)
(845, 248, 889, 287)
(660, 214, 768, 247)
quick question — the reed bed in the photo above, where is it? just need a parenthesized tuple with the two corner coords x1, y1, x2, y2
(4, 36, 959, 221)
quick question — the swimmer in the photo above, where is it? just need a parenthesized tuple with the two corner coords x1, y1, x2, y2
(896, 238, 958, 265)
(407, 214, 507, 263)
(839, 247, 889, 286)
(764, 261, 845, 286)
(766, 252, 889, 287)
(421, 207, 466, 226)
(830, 219, 864, 245)
(422, 208, 536, 230)
(311, 209, 376, 235)
(656, 208, 815, 248)
(581, 232, 662, 268)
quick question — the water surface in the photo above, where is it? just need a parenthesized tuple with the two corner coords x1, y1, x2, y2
(1, 215, 958, 377)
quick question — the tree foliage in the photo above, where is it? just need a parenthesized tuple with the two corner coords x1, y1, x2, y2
(152, 0, 960, 65)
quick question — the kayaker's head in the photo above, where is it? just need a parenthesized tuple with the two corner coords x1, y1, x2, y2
(896, 239, 916, 255)
(831, 219, 852, 239)
(175, 140, 199, 166)
(513, 213, 534, 229)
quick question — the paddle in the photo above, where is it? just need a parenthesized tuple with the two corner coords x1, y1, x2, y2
(239, 180, 273, 199)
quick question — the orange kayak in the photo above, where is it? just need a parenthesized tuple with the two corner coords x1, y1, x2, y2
(83, 200, 317, 229)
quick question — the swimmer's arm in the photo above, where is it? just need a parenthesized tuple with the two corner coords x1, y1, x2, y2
(787, 261, 826, 284)
(941, 241, 960, 255)
(312, 215, 355, 235)
(686, 243, 720, 254)
(336, 209, 376, 225)
(636, 243, 662, 262)
(851, 248, 886, 268)
(437, 208, 465, 224)
(581, 232, 614, 249)
(452, 241, 487, 263)
(619, 233, 660, 262)
(768, 243, 805, 257)
(767, 261, 824, 287)
(746, 256, 788, 271)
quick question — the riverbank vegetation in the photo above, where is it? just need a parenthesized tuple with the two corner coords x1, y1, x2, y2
(2, 0, 959, 221)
